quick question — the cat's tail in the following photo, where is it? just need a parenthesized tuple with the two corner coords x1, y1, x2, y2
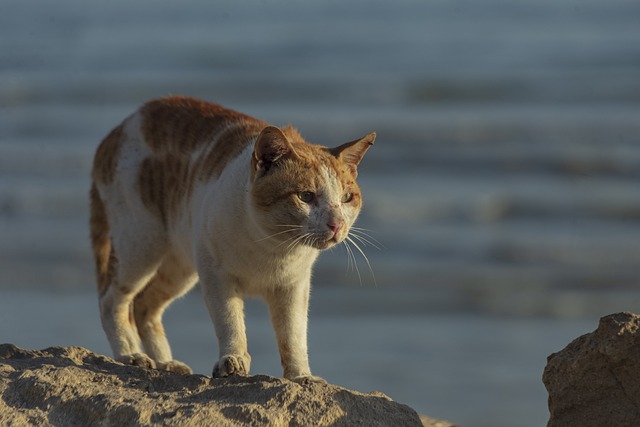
(90, 182, 113, 297)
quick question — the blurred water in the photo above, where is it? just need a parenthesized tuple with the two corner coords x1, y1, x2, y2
(1, 1, 640, 426)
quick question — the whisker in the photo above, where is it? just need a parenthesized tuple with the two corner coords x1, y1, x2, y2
(274, 231, 304, 249)
(254, 228, 301, 243)
(286, 232, 311, 254)
(346, 235, 377, 286)
(286, 233, 306, 250)
(296, 233, 315, 254)
(349, 226, 376, 232)
(342, 240, 362, 286)
(304, 234, 316, 249)
(349, 229, 384, 249)
(341, 240, 353, 272)
(349, 231, 383, 251)
(349, 226, 382, 239)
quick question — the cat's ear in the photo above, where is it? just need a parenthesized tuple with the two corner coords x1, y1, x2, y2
(330, 132, 375, 170)
(252, 126, 297, 178)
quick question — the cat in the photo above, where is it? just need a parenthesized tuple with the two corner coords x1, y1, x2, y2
(90, 96, 375, 383)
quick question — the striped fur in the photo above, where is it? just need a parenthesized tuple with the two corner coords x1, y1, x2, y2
(90, 95, 375, 381)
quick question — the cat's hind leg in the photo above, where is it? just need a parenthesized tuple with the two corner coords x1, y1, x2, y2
(97, 216, 167, 370)
(92, 183, 161, 369)
(134, 252, 197, 375)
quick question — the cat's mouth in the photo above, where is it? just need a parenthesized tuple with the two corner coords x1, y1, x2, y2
(307, 232, 342, 250)
(311, 239, 334, 250)
(269, 227, 343, 250)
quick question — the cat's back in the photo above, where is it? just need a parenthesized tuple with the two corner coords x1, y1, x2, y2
(138, 96, 267, 157)
(93, 96, 268, 182)
(92, 96, 268, 229)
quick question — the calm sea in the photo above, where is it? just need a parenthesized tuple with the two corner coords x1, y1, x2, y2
(1, 1, 640, 426)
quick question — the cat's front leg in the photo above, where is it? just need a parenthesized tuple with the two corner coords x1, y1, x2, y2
(267, 281, 326, 384)
(199, 266, 251, 378)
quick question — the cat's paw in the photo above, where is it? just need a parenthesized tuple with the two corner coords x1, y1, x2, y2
(158, 360, 193, 375)
(212, 354, 250, 378)
(117, 353, 156, 369)
(291, 375, 327, 385)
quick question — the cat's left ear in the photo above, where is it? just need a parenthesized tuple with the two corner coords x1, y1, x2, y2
(253, 126, 297, 178)
(330, 132, 376, 172)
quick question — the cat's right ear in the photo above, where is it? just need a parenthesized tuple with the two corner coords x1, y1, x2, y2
(252, 126, 297, 179)
(329, 132, 376, 177)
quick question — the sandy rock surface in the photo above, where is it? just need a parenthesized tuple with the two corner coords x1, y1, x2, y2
(543, 312, 640, 427)
(0, 344, 430, 426)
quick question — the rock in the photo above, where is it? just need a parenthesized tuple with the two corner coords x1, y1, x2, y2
(0, 344, 426, 427)
(543, 312, 640, 427)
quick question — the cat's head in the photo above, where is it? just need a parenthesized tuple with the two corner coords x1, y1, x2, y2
(250, 126, 374, 251)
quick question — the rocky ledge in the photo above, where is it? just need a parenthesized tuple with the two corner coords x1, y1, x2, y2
(0, 344, 449, 426)
(544, 312, 640, 427)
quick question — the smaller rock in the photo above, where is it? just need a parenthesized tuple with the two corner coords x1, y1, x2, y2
(543, 312, 640, 427)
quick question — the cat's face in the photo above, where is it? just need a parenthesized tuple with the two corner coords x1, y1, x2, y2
(251, 126, 374, 251)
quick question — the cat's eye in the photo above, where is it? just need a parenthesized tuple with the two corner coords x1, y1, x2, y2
(341, 192, 354, 203)
(297, 191, 315, 203)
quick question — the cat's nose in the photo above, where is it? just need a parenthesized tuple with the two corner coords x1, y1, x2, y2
(327, 221, 343, 236)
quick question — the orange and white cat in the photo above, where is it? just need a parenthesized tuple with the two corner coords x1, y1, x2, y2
(90, 96, 375, 382)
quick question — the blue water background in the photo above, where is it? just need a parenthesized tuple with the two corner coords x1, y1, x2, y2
(2, 1, 640, 426)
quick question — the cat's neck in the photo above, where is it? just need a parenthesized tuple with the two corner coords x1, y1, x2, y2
(194, 146, 319, 266)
